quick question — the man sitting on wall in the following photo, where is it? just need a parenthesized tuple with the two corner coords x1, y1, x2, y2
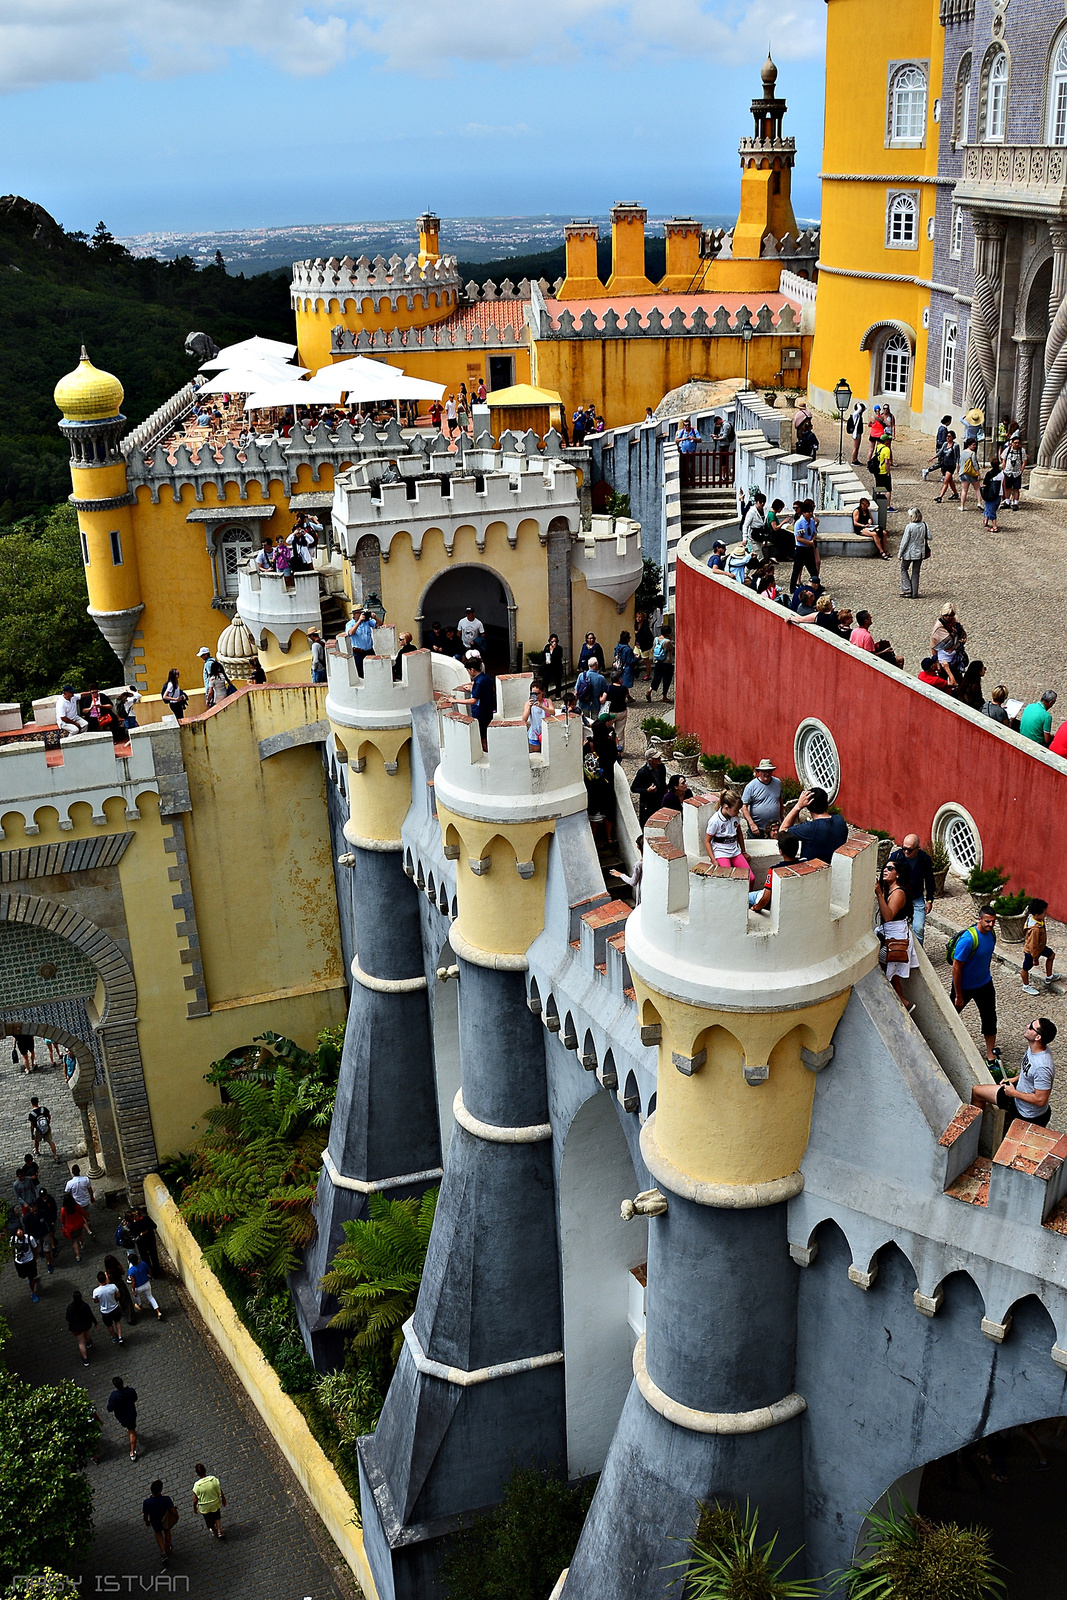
(779, 787, 849, 864)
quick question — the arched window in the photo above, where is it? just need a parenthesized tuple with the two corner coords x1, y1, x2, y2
(981, 48, 1008, 142)
(941, 320, 958, 388)
(954, 52, 972, 145)
(889, 63, 927, 144)
(881, 333, 911, 396)
(218, 526, 256, 596)
(1049, 32, 1067, 144)
(887, 192, 918, 247)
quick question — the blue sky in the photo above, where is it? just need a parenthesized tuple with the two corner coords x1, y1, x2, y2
(0, 1, 827, 236)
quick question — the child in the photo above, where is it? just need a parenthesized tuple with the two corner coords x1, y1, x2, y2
(1022, 899, 1056, 996)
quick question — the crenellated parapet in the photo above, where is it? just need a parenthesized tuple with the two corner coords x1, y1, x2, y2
(326, 641, 434, 849)
(290, 251, 462, 314)
(0, 724, 185, 839)
(329, 316, 526, 355)
(573, 514, 643, 610)
(529, 287, 804, 342)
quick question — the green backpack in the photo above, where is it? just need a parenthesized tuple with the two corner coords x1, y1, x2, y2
(947, 925, 979, 967)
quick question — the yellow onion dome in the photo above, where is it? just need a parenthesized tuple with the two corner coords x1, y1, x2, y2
(54, 346, 124, 422)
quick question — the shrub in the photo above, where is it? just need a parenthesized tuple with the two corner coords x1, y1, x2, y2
(321, 1189, 438, 1367)
(0, 1359, 100, 1583)
(441, 1465, 596, 1600)
(316, 1367, 387, 1442)
(966, 865, 1009, 899)
(929, 836, 950, 875)
(991, 889, 1028, 917)
(4, 1572, 80, 1600)
(244, 1284, 318, 1394)
(726, 761, 754, 785)
(843, 1501, 1003, 1599)
(700, 752, 732, 775)
(672, 1500, 819, 1599)
(640, 716, 677, 741)
(635, 557, 663, 614)
(673, 731, 701, 757)
(607, 490, 632, 519)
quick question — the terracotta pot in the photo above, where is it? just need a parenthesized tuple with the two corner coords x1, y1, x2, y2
(673, 752, 699, 775)
(997, 913, 1027, 943)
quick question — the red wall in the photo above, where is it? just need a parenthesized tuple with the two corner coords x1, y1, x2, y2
(675, 559, 1067, 920)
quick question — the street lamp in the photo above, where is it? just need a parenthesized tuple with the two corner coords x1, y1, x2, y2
(833, 377, 852, 464)
(742, 324, 754, 390)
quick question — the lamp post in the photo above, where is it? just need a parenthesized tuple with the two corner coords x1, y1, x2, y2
(742, 324, 754, 390)
(833, 377, 852, 464)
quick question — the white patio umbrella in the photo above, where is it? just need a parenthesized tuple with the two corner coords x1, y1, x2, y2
(196, 361, 309, 395)
(242, 378, 324, 411)
(323, 356, 444, 403)
(200, 336, 299, 370)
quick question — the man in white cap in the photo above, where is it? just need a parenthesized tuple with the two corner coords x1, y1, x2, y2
(741, 759, 783, 839)
(196, 647, 214, 696)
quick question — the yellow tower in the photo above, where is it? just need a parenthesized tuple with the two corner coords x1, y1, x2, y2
(605, 204, 658, 298)
(55, 348, 144, 679)
(417, 211, 441, 269)
(733, 55, 799, 259)
(560, 221, 604, 299)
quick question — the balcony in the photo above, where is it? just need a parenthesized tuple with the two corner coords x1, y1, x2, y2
(236, 568, 321, 651)
(954, 144, 1067, 218)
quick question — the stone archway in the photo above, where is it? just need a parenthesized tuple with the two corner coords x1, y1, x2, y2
(415, 562, 518, 669)
(0, 1017, 102, 1173)
(0, 891, 158, 1198)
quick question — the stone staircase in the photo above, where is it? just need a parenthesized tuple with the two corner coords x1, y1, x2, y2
(679, 483, 737, 535)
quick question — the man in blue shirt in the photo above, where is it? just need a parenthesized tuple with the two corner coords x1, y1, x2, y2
(778, 787, 848, 864)
(952, 906, 999, 1067)
(612, 633, 636, 691)
(344, 608, 378, 678)
(789, 501, 819, 591)
(576, 660, 608, 722)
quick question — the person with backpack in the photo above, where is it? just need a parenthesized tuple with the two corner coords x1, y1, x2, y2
(970, 1017, 1058, 1130)
(950, 906, 1000, 1070)
(11, 1227, 41, 1303)
(27, 1098, 57, 1162)
(575, 658, 608, 722)
(1021, 899, 1057, 997)
(144, 1479, 179, 1566)
(981, 464, 1003, 530)
(847, 400, 866, 464)
(933, 431, 960, 503)
(612, 631, 636, 693)
(647, 625, 675, 705)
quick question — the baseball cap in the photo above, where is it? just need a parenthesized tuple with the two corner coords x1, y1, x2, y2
(197, 647, 211, 657)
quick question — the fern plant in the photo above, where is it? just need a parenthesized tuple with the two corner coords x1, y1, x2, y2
(320, 1188, 438, 1366)
(843, 1501, 1004, 1600)
(670, 1501, 820, 1600)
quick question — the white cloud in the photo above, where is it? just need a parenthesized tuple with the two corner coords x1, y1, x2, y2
(0, 0, 824, 92)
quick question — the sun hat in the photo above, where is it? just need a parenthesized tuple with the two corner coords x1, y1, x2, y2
(964, 408, 984, 426)
(756, 759, 776, 773)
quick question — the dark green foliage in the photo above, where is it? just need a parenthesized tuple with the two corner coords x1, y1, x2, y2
(842, 1501, 1004, 1600)
(0, 195, 291, 522)
(966, 865, 1010, 899)
(636, 557, 664, 614)
(0, 1342, 100, 1584)
(607, 490, 632, 518)
(321, 1189, 438, 1365)
(0, 505, 117, 714)
(671, 1501, 819, 1600)
(244, 1283, 318, 1394)
(640, 715, 677, 740)
(4, 1570, 81, 1600)
(991, 888, 1028, 916)
(441, 1465, 596, 1600)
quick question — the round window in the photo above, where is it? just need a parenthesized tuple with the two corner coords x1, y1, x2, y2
(932, 803, 982, 877)
(793, 719, 841, 800)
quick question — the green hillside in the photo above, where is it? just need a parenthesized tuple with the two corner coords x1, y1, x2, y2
(0, 195, 292, 521)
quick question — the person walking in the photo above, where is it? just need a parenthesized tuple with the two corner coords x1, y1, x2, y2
(872, 433, 895, 510)
(847, 400, 866, 464)
(66, 1289, 97, 1367)
(875, 859, 919, 1011)
(648, 625, 675, 704)
(11, 1226, 41, 1303)
(132, 1208, 161, 1277)
(896, 508, 929, 603)
(13, 1163, 40, 1221)
(889, 835, 935, 945)
(64, 1165, 95, 1223)
(127, 1255, 164, 1320)
(952, 907, 1001, 1069)
(94, 1270, 126, 1346)
(144, 1479, 178, 1567)
(933, 431, 960, 502)
(981, 463, 1003, 530)
(106, 1375, 139, 1461)
(15, 1034, 36, 1074)
(27, 1098, 58, 1162)
(105, 1253, 138, 1327)
(60, 1190, 88, 1261)
(35, 1185, 58, 1259)
(192, 1464, 227, 1540)
(958, 437, 981, 510)
(971, 1018, 1057, 1129)
(789, 503, 820, 590)
(1021, 898, 1057, 997)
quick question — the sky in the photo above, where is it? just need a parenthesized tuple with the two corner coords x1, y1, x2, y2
(0, 0, 828, 237)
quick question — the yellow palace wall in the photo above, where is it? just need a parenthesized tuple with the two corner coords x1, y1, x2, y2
(808, 0, 944, 424)
(295, 293, 459, 374)
(327, 344, 533, 405)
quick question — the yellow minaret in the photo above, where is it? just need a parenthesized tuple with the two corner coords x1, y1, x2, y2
(417, 211, 441, 269)
(54, 348, 144, 679)
(733, 54, 800, 259)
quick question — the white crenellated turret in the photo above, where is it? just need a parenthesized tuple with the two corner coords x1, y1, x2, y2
(433, 708, 586, 826)
(626, 808, 879, 1012)
(325, 636, 434, 730)
(575, 514, 644, 610)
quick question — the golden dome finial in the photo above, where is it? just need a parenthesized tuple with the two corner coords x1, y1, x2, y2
(54, 347, 124, 422)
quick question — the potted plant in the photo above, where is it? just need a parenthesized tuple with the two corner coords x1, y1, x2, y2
(640, 714, 676, 757)
(699, 752, 731, 790)
(843, 1498, 1003, 1600)
(991, 887, 1028, 942)
(966, 864, 1009, 914)
(929, 835, 950, 896)
(672, 730, 701, 775)
(867, 828, 895, 871)
(764, 389, 778, 409)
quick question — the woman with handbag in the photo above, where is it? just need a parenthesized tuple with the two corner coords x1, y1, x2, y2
(876, 860, 918, 1010)
(161, 669, 188, 719)
(143, 1478, 179, 1563)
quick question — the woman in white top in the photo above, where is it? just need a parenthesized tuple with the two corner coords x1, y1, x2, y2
(875, 860, 918, 1010)
(522, 684, 552, 751)
(971, 1018, 1057, 1128)
(704, 790, 754, 885)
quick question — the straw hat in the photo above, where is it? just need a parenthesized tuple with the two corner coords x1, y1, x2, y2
(964, 408, 984, 426)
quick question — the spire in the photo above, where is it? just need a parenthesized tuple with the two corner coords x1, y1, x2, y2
(761, 52, 778, 92)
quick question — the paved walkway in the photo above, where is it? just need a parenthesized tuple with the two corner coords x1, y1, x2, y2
(1, 1128, 356, 1598)
(0, 1045, 86, 1181)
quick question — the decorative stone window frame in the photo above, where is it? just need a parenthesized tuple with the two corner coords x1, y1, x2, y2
(954, 51, 973, 147)
(185, 505, 275, 617)
(951, 205, 965, 259)
(932, 801, 983, 877)
(941, 316, 959, 387)
(793, 718, 841, 802)
(978, 44, 1010, 144)
(885, 189, 921, 250)
(886, 60, 929, 148)
(879, 331, 913, 398)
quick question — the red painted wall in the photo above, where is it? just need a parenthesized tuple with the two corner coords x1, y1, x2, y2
(675, 558, 1067, 919)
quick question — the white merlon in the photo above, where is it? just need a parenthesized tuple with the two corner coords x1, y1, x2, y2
(576, 516, 643, 610)
(236, 568, 321, 649)
(625, 808, 879, 1011)
(0, 728, 162, 839)
(434, 708, 587, 826)
(325, 641, 434, 731)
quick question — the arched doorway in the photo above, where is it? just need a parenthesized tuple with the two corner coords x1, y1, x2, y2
(1019, 255, 1053, 449)
(559, 1090, 646, 1478)
(0, 1018, 103, 1172)
(416, 563, 516, 670)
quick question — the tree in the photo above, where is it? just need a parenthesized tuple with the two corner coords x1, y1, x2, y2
(320, 1188, 438, 1366)
(0, 1347, 100, 1583)
(4, 1571, 80, 1600)
(441, 1466, 595, 1600)
(635, 556, 664, 613)
(0, 507, 117, 713)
